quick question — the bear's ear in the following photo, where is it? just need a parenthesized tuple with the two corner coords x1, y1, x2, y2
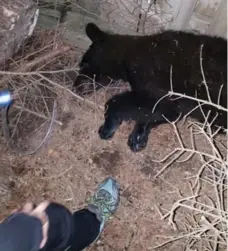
(86, 23, 105, 42)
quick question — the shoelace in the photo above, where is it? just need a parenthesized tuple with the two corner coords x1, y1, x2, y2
(90, 189, 117, 220)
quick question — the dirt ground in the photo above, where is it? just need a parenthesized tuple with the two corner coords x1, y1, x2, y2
(0, 32, 227, 251)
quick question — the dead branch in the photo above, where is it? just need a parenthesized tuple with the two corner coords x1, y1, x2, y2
(167, 91, 227, 112)
(0, 45, 72, 86)
(200, 44, 212, 103)
(37, 73, 105, 111)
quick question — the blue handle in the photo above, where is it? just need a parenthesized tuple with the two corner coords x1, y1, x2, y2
(0, 90, 13, 107)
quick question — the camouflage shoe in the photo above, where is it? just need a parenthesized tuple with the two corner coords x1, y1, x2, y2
(87, 177, 120, 232)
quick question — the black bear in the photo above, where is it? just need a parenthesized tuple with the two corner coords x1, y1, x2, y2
(74, 23, 227, 152)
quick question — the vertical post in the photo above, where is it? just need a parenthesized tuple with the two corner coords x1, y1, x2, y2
(170, 0, 198, 30)
(207, 0, 227, 38)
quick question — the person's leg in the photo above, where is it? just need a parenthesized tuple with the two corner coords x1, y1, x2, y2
(0, 213, 43, 251)
(69, 209, 100, 251)
(68, 177, 120, 251)
(0, 202, 49, 251)
(2, 203, 99, 251)
(41, 177, 120, 251)
(41, 204, 100, 251)
(0, 177, 119, 251)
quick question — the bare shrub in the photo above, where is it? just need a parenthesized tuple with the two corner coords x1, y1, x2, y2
(149, 46, 227, 251)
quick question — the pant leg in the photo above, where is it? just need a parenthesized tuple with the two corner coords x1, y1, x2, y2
(0, 204, 100, 251)
(68, 209, 101, 251)
(41, 204, 100, 251)
(0, 213, 42, 251)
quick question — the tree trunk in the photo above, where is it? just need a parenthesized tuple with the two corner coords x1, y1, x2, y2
(0, 0, 39, 66)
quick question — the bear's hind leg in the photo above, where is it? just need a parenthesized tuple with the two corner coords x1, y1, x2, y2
(98, 90, 180, 151)
(127, 123, 151, 152)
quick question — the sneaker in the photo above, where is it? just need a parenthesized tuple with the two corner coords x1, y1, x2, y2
(87, 177, 120, 232)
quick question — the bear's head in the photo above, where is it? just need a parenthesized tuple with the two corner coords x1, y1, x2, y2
(73, 23, 127, 95)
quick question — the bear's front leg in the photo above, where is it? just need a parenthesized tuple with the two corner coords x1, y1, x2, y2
(98, 114, 122, 140)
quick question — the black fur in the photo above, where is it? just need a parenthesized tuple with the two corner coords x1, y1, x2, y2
(74, 23, 227, 152)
